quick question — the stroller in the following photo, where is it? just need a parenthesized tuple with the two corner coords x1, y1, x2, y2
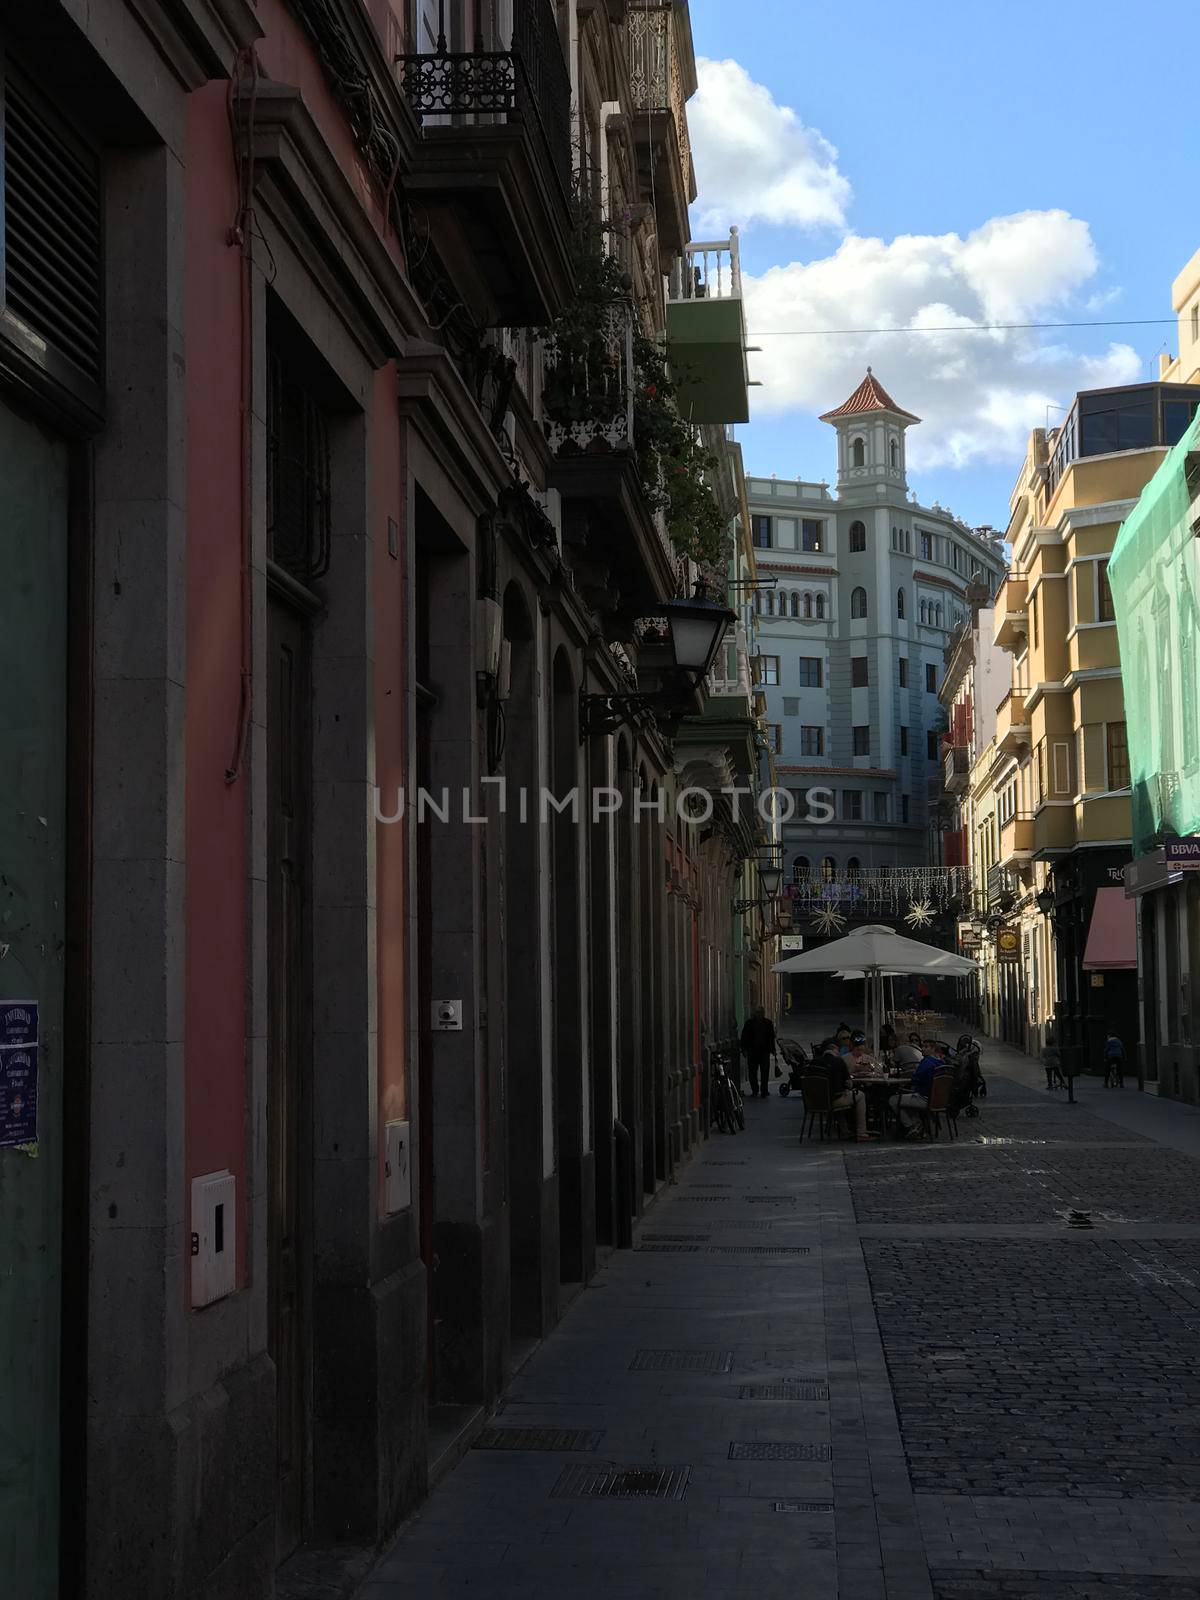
(776, 1038, 811, 1097)
(946, 1034, 986, 1119)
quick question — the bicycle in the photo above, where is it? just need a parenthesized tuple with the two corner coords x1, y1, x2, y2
(710, 1048, 745, 1134)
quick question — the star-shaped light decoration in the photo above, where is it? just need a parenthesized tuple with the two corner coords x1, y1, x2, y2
(812, 905, 846, 937)
(905, 899, 934, 930)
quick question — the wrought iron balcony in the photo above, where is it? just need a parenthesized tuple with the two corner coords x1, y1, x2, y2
(542, 304, 635, 457)
(396, 0, 573, 324)
(625, 0, 696, 253)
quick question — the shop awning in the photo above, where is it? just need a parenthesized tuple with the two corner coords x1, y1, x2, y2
(1082, 887, 1137, 970)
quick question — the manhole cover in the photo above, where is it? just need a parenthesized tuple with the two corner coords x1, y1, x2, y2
(475, 1427, 603, 1452)
(738, 1382, 829, 1400)
(551, 1464, 690, 1500)
(729, 1441, 831, 1461)
(774, 1500, 834, 1513)
(635, 1244, 702, 1253)
(708, 1245, 811, 1257)
(630, 1349, 734, 1373)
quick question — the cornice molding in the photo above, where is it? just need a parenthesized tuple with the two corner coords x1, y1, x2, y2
(240, 82, 427, 364)
(126, 0, 263, 89)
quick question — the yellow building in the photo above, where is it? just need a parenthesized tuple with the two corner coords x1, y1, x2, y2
(1158, 246, 1200, 386)
(990, 380, 1200, 1072)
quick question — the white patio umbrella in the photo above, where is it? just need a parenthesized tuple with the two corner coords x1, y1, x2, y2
(773, 925, 977, 1049)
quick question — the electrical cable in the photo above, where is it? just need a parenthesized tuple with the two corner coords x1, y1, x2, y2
(747, 317, 1178, 338)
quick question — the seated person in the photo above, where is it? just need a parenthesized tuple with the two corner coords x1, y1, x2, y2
(892, 1043, 946, 1137)
(879, 1022, 899, 1055)
(847, 1036, 875, 1076)
(834, 1024, 853, 1056)
(808, 1050, 874, 1142)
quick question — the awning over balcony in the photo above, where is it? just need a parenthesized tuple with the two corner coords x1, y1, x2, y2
(1082, 886, 1137, 970)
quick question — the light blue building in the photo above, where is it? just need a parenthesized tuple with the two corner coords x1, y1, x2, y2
(746, 372, 1007, 882)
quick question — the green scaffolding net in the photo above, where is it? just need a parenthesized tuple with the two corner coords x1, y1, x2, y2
(1108, 409, 1200, 855)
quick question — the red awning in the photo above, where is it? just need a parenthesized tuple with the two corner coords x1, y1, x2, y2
(1082, 886, 1137, 970)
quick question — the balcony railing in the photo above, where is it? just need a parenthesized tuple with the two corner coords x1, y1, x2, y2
(995, 688, 1029, 753)
(999, 812, 1035, 859)
(542, 304, 635, 456)
(993, 573, 1028, 649)
(708, 626, 753, 700)
(669, 230, 743, 303)
(398, 0, 571, 199)
(627, 2, 694, 195)
(943, 744, 970, 793)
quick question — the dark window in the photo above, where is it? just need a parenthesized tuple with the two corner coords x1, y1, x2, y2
(919, 531, 932, 560)
(927, 729, 939, 761)
(791, 856, 810, 883)
(754, 655, 779, 686)
(901, 795, 910, 823)
(890, 439, 899, 468)
(800, 725, 824, 756)
(1098, 559, 1115, 622)
(1164, 397, 1200, 445)
(802, 519, 824, 552)
(851, 586, 868, 618)
(851, 656, 868, 687)
(821, 856, 836, 881)
(814, 593, 826, 619)
(849, 520, 866, 551)
(846, 856, 861, 878)
(873, 792, 888, 822)
(752, 514, 772, 548)
(798, 656, 823, 688)
(900, 726, 908, 754)
(1107, 721, 1130, 789)
(790, 591, 801, 617)
(268, 352, 333, 582)
(853, 725, 870, 756)
(925, 663, 937, 693)
(843, 790, 863, 820)
(851, 437, 865, 467)
(899, 657, 908, 687)
(766, 723, 783, 753)
(897, 588, 906, 620)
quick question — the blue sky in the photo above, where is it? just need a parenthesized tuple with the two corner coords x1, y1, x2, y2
(687, 0, 1199, 526)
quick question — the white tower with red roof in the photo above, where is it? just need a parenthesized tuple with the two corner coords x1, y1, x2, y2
(819, 368, 921, 500)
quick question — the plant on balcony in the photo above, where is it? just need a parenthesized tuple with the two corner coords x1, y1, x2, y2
(541, 226, 729, 569)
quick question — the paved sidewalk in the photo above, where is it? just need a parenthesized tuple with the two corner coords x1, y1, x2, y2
(358, 1094, 931, 1600)
(356, 1027, 1200, 1600)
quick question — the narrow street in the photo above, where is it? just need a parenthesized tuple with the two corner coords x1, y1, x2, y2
(357, 1032, 1200, 1600)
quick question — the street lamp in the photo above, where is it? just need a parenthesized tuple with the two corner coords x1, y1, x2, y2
(579, 580, 736, 739)
(734, 858, 785, 916)
(1036, 887, 1055, 916)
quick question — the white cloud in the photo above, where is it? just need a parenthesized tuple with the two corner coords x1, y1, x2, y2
(743, 214, 1143, 470)
(689, 58, 851, 234)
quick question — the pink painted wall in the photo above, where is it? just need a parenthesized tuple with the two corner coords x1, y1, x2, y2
(184, 83, 249, 1281)
(372, 365, 409, 1203)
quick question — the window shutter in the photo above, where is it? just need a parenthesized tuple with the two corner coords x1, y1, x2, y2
(1, 69, 103, 386)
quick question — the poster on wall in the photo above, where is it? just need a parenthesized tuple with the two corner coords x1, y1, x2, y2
(0, 1000, 39, 1149)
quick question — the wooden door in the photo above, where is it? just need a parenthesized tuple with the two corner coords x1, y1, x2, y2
(267, 596, 310, 1559)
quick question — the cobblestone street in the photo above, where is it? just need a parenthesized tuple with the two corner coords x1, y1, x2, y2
(353, 1033, 1200, 1600)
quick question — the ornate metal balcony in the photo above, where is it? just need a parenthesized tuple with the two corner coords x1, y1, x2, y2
(396, 0, 574, 324)
(625, 1, 697, 254)
(542, 304, 636, 456)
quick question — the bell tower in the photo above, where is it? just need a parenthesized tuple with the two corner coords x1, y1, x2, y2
(819, 369, 920, 500)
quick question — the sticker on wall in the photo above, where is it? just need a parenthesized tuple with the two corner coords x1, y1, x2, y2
(0, 1000, 39, 1152)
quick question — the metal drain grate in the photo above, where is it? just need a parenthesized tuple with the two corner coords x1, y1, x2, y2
(745, 1195, 797, 1204)
(728, 1441, 831, 1461)
(475, 1427, 603, 1452)
(774, 1500, 834, 1513)
(551, 1463, 690, 1499)
(672, 1195, 730, 1203)
(711, 1219, 776, 1232)
(1064, 1209, 1094, 1229)
(641, 1233, 711, 1243)
(630, 1349, 734, 1373)
(707, 1245, 811, 1257)
(635, 1244, 702, 1254)
(738, 1382, 829, 1401)
(684, 1181, 732, 1187)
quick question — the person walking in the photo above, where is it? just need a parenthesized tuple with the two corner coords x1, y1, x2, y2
(1103, 1027, 1126, 1088)
(1042, 1023, 1065, 1091)
(916, 977, 932, 1012)
(739, 1006, 777, 1100)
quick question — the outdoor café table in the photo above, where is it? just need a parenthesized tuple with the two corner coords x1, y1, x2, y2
(852, 1072, 911, 1135)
